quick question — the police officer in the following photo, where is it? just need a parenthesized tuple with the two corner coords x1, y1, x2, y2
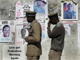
(22, 11, 42, 60)
(47, 13, 65, 60)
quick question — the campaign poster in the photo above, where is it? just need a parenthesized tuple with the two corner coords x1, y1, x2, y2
(15, 21, 30, 44)
(0, 20, 15, 43)
(34, 0, 48, 19)
(61, 1, 78, 20)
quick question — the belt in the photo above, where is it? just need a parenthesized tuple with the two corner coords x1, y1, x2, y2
(51, 48, 62, 52)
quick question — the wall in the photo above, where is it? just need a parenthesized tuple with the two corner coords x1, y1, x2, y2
(0, 0, 80, 60)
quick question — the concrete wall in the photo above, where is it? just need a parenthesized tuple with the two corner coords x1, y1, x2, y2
(0, 0, 80, 19)
(0, 0, 80, 60)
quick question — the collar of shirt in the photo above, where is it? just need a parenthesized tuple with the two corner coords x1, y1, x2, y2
(31, 20, 36, 24)
(30, 20, 36, 27)
(56, 22, 62, 27)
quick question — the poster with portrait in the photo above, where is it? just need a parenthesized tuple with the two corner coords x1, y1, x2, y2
(0, 20, 15, 43)
(34, 0, 48, 19)
(15, 21, 30, 44)
(15, 21, 23, 44)
(61, 1, 78, 20)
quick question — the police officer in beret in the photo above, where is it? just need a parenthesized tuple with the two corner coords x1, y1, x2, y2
(47, 13, 65, 60)
(22, 11, 42, 60)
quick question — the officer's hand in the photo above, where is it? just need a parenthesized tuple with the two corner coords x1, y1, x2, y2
(48, 21, 51, 27)
(21, 29, 26, 39)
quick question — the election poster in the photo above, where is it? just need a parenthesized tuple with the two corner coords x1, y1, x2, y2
(61, 1, 78, 20)
(15, 21, 30, 44)
(34, 0, 48, 19)
(0, 20, 15, 43)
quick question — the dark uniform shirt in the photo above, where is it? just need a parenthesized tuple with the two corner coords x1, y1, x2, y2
(47, 22, 65, 52)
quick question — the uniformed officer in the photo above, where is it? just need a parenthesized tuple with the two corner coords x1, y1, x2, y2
(47, 13, 65, 60)
(22, 11, 42, 60)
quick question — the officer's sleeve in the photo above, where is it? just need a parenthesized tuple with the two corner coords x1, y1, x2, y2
(47, 25, 62, 38)
(25, 24, 41, 43)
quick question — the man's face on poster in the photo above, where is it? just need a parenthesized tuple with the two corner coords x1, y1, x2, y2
(3, 26, 10, 37)
(21, 29, 26, 38)
(36, 1, 41, 6)
(67, 4, 72, 10)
